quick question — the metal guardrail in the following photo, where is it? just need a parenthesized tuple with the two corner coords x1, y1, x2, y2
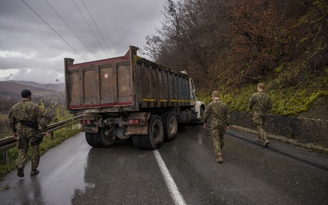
(0, 115, 82, 164)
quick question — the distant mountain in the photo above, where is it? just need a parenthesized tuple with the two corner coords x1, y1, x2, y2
(7, 80, 65, 92)
(0, 80, 65, 103)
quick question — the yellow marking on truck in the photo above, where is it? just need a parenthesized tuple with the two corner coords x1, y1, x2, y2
(143, 99, 195, 103)
(171, 99, 194, 102)
(143, 98, 156, 102)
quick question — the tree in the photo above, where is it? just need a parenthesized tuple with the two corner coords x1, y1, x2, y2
(144, 0, 328, 90)
(144, 0, 232, 89)
(229, 0, 281, 85)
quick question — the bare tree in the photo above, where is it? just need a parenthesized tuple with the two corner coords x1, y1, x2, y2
(144, 0, 328, 90)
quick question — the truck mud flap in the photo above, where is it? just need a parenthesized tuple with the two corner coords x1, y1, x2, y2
(126, 112, 150, 135)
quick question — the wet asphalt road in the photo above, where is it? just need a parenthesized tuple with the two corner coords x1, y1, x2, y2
(1, 125, 328, 205)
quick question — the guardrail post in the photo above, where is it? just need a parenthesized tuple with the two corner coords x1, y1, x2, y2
(2, 150, 9, 165)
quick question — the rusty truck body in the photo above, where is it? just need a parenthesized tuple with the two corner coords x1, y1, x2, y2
(64, 46, 205, 150)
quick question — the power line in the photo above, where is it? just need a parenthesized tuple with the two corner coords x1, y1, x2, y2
(72, 0, 108, 58)
(44, 0, 98, 60)
(21, 0, 87, 61)
(82, 0, 113, 57)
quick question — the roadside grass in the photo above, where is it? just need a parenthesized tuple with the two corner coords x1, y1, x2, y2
(198, 82, 328, 117)
(0, 114, 10, 140)
(0, 114, 8, 121)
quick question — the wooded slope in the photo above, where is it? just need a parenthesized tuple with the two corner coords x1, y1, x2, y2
(143, 0, 328, 117)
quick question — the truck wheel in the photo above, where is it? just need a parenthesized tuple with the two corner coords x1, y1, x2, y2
(85, 133, 100, 147)
(96, 127, 116, 147)
(132, 135, 146, 150)
(162, 112, 178, 141)
(141, 115, 164, 150)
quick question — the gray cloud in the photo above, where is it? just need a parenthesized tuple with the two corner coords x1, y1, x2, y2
(0, 0, 166, 84)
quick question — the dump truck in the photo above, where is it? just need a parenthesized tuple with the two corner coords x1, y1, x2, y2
(64, 46, 205, 150)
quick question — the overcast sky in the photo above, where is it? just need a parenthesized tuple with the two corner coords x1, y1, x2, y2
(0, 0, 168, 84)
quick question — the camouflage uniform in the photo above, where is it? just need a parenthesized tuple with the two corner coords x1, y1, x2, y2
(203, 99, 230, 156)
(249, 91, 272, 141)
(9, 100, 48, 170)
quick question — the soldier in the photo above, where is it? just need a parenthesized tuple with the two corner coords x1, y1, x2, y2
(249, 83, 272, 147)
(8, 89, 48, 177)
(203, 91, 230, 163)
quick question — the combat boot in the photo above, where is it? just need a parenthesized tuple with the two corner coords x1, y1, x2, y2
(256, 138, 261, 142)
(216, 155, 223, 163)
(30, 169, 40, 176)
(17, 165, 24, 177)
(263, 140, 270, 147)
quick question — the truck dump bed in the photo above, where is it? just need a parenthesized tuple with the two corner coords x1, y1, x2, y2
(64, 46, 196, 113)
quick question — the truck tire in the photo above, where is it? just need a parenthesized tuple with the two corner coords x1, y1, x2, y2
(141, 115, 164, 150)
(162, 112, 178, 141)
(132, 135, 146, 150)
(85, 133, 100, 147)
(96, 127, 116, 147)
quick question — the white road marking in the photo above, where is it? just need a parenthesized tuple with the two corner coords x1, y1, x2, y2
(153, 150, 186, 205)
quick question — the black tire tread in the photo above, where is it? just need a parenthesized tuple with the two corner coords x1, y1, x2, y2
(143, 115, 164, 150)
(162, 112, 177, 142)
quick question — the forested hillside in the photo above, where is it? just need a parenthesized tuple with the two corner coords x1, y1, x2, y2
(143, 0, 328, 118)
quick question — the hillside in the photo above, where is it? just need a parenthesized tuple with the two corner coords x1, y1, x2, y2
(10, 81, 65, 92)
(143, 0, 328, 119)
(0, 81, 65, 113)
